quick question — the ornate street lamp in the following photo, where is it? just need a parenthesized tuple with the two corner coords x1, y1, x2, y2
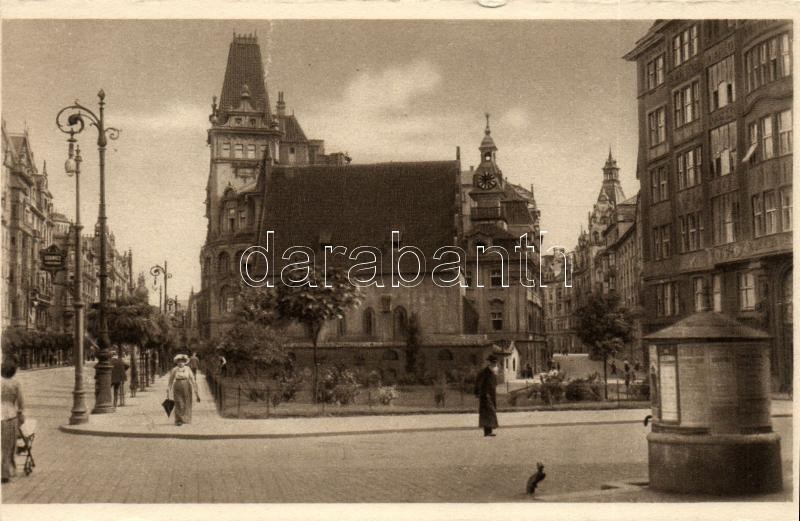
(150, 261, 172, 314)
(56, 90, 120, 414)
(62, 137, 88, 424)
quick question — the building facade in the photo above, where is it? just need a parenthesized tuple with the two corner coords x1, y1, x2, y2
(2, 123, 56, 332)
(544, 152, 643, 360)
(198, 33, 346, 339)
(625, 20, 793, 391)
(197, 35, 548, 379)
(2, 121, 135, 345)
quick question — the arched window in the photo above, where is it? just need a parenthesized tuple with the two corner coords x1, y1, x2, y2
(382, 349, 399, 361)
(218, 286, 234, 314)
(437, 349, 453, 361)
(363, 308, 375, 336)
(393, 306, 408, 339)
(218, 252, 230, 275)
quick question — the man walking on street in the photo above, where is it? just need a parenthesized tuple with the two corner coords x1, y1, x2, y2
(189, 352, 200, 378)
(111, 350, 129, 408)
(474, 354, 499, 437)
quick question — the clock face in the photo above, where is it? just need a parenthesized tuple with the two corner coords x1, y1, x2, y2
(477, 171, 497, 190)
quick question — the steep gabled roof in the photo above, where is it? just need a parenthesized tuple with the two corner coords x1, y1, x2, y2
(257, 161, 460, 273)
(218, 34, 270, 120)
(278, 114, 308, 142)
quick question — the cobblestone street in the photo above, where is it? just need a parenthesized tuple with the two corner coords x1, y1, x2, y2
(0, 367, 793, 505)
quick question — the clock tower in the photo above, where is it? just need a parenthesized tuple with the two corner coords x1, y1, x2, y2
(470, 114, 506, 228)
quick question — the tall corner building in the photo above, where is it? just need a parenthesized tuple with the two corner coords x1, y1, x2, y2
(198, 33, 344, 339)
(625, 20, 793, 391)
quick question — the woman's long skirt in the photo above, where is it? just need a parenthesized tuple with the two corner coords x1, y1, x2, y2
(173, 380, 193, 425)
(1, 418, 18, 480)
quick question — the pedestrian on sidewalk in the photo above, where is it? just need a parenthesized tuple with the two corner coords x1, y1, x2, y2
(111, 350, 129, 408)
(474, 354, 499, 437)
(219, 355, 227, 377)
(167, 354, 200, 426)
(189, 352, 200, 378)
(1, 358, 25, 484)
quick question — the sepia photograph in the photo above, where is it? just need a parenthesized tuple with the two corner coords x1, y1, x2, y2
(0, 3, 796, 521)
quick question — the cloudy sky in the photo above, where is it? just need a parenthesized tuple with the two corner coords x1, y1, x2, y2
(2, 19, 651, 302)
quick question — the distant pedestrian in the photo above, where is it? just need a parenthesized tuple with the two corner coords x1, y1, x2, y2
(110, 351, 129, 408)
(474, 354, 499, 437)
(524, 363, 532, 379)
(167, 354, 200, 426)
(2, 358, 25, 484)
(634, 361, 641, 373)
(189, 352, 200, 377)
(623, 359, 630, 374)
(624, 369, 632, 389)
(219, 355, 227, 377)
(610, 360, 617, 375)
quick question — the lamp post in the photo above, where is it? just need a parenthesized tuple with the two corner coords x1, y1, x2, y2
(57, 90, 120, 414)
(63, 138, 88, 424)
(150, 261, 171, 314)
(150, 261, 171, 374)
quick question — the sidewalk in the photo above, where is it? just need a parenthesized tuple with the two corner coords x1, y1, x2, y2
(537, 473, 794, 502)
(59, 371, 794, 440)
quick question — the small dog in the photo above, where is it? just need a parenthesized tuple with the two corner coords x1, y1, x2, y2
(526, 462, 546, 496)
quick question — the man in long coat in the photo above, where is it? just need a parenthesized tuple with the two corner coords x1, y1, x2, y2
(475, 354, 499, 436)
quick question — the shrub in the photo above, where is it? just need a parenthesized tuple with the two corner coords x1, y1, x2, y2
(564, 372, 602, 402)
(540, 370, 565, 405)
(397, 372, 418, 386)
(362, 370, 382, 388)
(317, 365, 361, 405)
(376, 385, 399, 405)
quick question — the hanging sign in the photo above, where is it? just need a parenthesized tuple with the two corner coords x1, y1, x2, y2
(39, 244, 66, 273)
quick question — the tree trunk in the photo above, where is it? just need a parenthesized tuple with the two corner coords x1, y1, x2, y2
(603, 353, 608, 400)
(312, 325, 320, 404)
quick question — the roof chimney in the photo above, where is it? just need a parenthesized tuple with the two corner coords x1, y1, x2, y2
(456, 146, 461, 161)
(277, 91, 286, 116)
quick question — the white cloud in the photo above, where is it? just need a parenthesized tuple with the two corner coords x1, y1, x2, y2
(499, 107, 530, 130)
(114, 103, 209, 132)
(301, 59, 476, 161)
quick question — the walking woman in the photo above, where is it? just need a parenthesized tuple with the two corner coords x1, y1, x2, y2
(167, 354, 200, 426)
(2, 358, 25, 483)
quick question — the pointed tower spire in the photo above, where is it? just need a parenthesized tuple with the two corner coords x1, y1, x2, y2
(600, 149, 625, 206)
(218, 33, 270, 122)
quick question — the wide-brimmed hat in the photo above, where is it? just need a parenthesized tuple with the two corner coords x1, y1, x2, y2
(487, 354, 499, 363)
(174, 354, 189, 363)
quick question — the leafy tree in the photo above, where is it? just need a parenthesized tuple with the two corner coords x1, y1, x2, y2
(271, 265, 362, 403)
(575, 292, 633, 399)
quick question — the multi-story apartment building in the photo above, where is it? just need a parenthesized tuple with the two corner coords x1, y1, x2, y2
(544, 152, 641, 359)
(2, 122, 55, 332)
(625, 20, 793, 391)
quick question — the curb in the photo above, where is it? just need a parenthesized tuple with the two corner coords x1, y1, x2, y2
(59, 418, 645, 440)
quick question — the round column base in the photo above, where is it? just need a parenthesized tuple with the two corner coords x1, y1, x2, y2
(648, 431, 782, 495)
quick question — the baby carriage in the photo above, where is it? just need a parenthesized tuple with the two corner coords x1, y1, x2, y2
(15, 419, 36, 476)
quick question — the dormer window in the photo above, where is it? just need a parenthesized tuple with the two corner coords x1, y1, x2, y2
(246, 144, 256, 159)
(249, 118, 256, 127)
(221, 142, 230, 158)
(235, 117, 242, 126)
(234, 144, 243, 159)
(484, 152, 492, 162)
